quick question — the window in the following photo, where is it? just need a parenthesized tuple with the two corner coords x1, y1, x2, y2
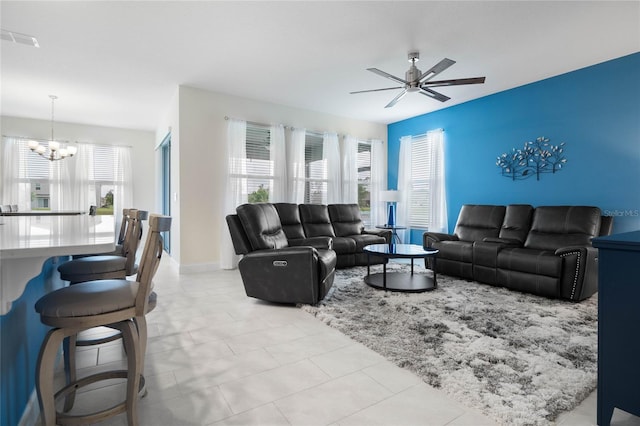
(83, 144, 131, 215)
(7, 139, 131, 214)
(304, 133, 327, 204)
(404, 130, 445, 230)
(230, 124, 274, 203)
(357, 142, 372, 225)
(409, 136, 432, 228)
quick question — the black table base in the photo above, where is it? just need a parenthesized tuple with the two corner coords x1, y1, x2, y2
(365, 271, 436, 292)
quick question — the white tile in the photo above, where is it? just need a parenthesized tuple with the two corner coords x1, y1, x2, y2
(310, 342, 386, 378)
(137, 385, 233, 425)
(211, 403, 291, 426)
(173, 349, 281, 393)
(362, 360, 423, 393)
(265, 330, 353, 365)
(275, 371, 393, 426)
(219, 359, 330, 414)
(336, 383, 468, 426)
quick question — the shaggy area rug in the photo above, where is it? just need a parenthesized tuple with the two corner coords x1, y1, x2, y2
(299, 263, 598, 426)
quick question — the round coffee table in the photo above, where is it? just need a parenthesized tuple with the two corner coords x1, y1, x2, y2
(363, 244, 439, 292)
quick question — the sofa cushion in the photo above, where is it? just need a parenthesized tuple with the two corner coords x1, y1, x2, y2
(274, 203, 306, 240)
(454, 205, 506, 241)
(328, 204, 364, 237)
(331, 236, 357, 254)
(499, 204, 533, 243)
(299, 204, 336, 237)
(524, 206, 601, 251)
(236, 203, 289, 251)
(348, 234, 387, 251)
(497, 247, 562, 277)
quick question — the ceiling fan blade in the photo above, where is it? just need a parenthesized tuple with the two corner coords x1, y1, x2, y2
(422, 77, 486, 88)
(419, 88, 450, 102)
(385, 89, 408, 108)
(419, 58, 456, 82)
(367, 68, 408, 85)
(350, 86, 404, 94)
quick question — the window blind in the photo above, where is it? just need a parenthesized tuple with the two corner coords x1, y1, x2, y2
(304, 133, 326, 204)
(410, 136, 433, 228)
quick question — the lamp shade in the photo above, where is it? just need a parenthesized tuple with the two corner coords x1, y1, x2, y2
(379, 190, 400, 202)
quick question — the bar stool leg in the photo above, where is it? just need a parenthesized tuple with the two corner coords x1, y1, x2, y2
(134, 315, 148, 393)
(118, 320, 140, 426)
(62, 334, 78, 412)
(36, 328, 66, 426)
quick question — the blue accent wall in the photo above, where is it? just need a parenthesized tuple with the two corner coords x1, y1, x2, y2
(1, 257, 66, 426)
(388, 52, 640, 243)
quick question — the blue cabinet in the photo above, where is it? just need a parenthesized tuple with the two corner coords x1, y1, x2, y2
(592, 231, 640, 426)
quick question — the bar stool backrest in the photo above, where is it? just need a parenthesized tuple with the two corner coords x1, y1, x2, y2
(134, 214, 171, 316)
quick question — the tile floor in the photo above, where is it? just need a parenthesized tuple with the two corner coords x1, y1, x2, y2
(55, 257, 640, 426)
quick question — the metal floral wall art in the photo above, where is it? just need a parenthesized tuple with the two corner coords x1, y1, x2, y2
(496, 136, 567, 181)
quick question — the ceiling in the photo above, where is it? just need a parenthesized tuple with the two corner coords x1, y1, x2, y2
(1, 1, 639, 131)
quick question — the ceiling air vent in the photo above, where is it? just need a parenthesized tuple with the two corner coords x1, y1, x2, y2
(1, 29, 39, 47)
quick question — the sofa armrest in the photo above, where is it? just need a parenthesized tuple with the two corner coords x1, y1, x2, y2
(423, 232, 458, 248)
(289, 236, 333, 250)
(238, 247, 322, 304)
(555, 246, 599, 301)
(363, 228, 392, 243)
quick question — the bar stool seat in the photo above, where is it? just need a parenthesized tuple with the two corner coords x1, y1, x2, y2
(59, 210, 147, 283)
(58, 255, 127, 283)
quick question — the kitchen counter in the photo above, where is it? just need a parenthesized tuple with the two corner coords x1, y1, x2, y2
(0, 214, 115, 314)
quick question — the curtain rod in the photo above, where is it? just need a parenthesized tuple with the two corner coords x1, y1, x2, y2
(2, 134, 70, 143)
(2, 134, 132, 148)
(408, 128, 445, 139)
(224, 116, 354, 140)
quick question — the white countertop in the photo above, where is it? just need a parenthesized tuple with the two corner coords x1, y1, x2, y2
(0, 214, 116, 314)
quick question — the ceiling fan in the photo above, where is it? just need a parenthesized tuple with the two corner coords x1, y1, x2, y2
(350, 51, 486, 108)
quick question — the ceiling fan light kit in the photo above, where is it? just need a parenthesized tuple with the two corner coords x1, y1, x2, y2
(351, 51, 486, 108)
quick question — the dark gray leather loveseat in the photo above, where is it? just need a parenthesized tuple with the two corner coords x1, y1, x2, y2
(423, 204, 613, 301)
(226, 203, 390, 304)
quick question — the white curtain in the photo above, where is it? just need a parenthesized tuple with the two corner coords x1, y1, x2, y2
(289, 128, 306, 204)
(270, 124, 287, 202)
(323, 132, 341, 204)
(48, 158, 70, 211)
(67, 143, 92, 212)
(341, 135, 358, 204)
(370, 139, 386, 227)
(114, 145, 133, 223)
(396, 136, 412, 243)
(221, 118, 247, 270)
(428, 130, 448, 233)
(0, 137, 29, 209)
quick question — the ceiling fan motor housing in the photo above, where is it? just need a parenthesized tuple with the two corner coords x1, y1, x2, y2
(406, 65, 422, 92)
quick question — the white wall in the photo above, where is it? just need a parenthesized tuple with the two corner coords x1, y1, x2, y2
(168, 85, 387, 272)
(1, 115, 156, 216)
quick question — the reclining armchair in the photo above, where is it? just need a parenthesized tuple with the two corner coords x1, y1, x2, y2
(226, 203, 337, 304)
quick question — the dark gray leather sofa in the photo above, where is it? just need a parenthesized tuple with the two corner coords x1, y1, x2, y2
(226, 203, 390, 304)
(423, 204, 613, 301)
(226, 203, 337, 304)
(275, 203, 391, 268)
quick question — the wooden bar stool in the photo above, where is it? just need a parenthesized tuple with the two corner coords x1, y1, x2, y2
(58, 209, 148, 283)
(35, 214, 171, 425)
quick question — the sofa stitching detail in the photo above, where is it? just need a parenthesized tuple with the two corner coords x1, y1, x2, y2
(560, 250, 581, 299)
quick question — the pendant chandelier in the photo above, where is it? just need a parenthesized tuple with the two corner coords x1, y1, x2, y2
(28, 95, 77, 161)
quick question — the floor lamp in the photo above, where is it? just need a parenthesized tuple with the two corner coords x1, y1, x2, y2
(379, 190, 400, 226)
